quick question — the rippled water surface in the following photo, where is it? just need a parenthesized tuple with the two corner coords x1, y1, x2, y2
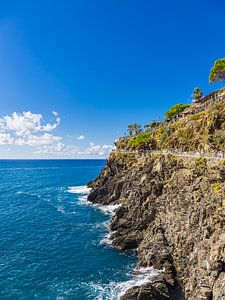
(0, 159, 137, 299)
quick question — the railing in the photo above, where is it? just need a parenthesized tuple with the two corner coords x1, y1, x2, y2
(114, 149, 225, 160)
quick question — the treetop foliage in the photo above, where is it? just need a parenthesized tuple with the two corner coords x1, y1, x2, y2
(193, 87, 203, 102)
(165, 104, 190, 120)
(209, 58, 225, 83)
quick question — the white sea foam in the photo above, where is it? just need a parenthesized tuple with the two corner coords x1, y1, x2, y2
(16, 191, 40, 197)
(67, 185, 91, 195)
(93, 204, 121, 216)
(78, 195, 92, 206)
(100, 232, 113, 246)
(67, 185, 93, 206)
(67, 186, 121, 216)
(87, 266, 162, 299)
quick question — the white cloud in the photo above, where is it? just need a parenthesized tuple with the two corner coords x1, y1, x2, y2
(78, 142, 113, 156)
(76, 135, 85, 140)
(103, 144, 112, 149)
(2, 111, 42, 136)
(14, 133, 62, 147)
(36, 142, 113, 157)
(0, 111, 63, 151)
(35, 142, 65, 154)
(0, 110, 113, 158)
(0, 111, 60, 136)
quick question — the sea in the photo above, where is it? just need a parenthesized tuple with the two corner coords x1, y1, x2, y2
(0, 159, 159, 300)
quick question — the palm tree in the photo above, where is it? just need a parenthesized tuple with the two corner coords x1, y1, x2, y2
(193, 87, 203, 102)
(128, 124, 134, 136)
(144, 121, 160, 131)
(133, 123, 142, 135)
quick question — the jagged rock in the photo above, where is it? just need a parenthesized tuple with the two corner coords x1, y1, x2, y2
(88, 152, 225, 299)
(120, 276, 170, 300)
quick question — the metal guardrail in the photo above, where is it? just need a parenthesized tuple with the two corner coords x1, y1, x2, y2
(114, 149, 225, 160)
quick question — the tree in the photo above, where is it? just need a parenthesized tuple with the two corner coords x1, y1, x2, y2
(144, 121, 160, 131)
(193, 87, 203, 102)
(209, 58, 225, 83)
(133, 123, 142, 135)
(128, 133, 157, 149)
(165, 104, 190, 120)
(128, 124, 133, 136)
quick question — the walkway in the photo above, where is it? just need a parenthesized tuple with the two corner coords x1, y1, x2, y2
(115, 149, 225, 160)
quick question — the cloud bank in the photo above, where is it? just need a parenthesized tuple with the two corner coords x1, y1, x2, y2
(0, 111, 113, 157)
(0, 111, 61, 146)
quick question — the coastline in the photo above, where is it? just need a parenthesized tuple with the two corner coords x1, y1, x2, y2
(87, 150, 225, 299)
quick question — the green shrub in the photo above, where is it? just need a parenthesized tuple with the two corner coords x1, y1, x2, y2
(195, 157, 207, 172)
(208, 135, 224, 150)
(128, 133, 156, 149)
(165, 104, 190, 120)
(191, 113, 202, 121)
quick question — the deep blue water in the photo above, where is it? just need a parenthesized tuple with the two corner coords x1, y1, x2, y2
(0, 160, 137, 300)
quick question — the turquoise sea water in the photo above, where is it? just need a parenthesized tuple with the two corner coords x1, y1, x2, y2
(0, 159, 137, 300)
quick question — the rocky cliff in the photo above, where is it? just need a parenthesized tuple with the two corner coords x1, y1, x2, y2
(88, 151, 225, 299)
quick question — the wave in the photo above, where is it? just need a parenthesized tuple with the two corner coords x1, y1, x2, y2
(77, 195, 92, 206)
(16, 191, 41, 198)
(93, 203, 121, 216)
(67, 186, 121, 216)
(87, 266, 162, 299)
(100, 232, 113, 246)
(67, 186, 92, 207)
(67, 185, 91, 194)
(67, 186, 121, 248)
(77, 195, 121, 218)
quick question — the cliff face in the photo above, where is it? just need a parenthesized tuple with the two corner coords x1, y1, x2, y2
(88, 152, 225, 300)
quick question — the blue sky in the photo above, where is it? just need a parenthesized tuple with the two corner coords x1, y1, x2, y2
(0, 0, 225, 158)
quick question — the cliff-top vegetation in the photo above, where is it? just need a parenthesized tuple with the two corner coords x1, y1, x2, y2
(116, 58, 225, 152)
